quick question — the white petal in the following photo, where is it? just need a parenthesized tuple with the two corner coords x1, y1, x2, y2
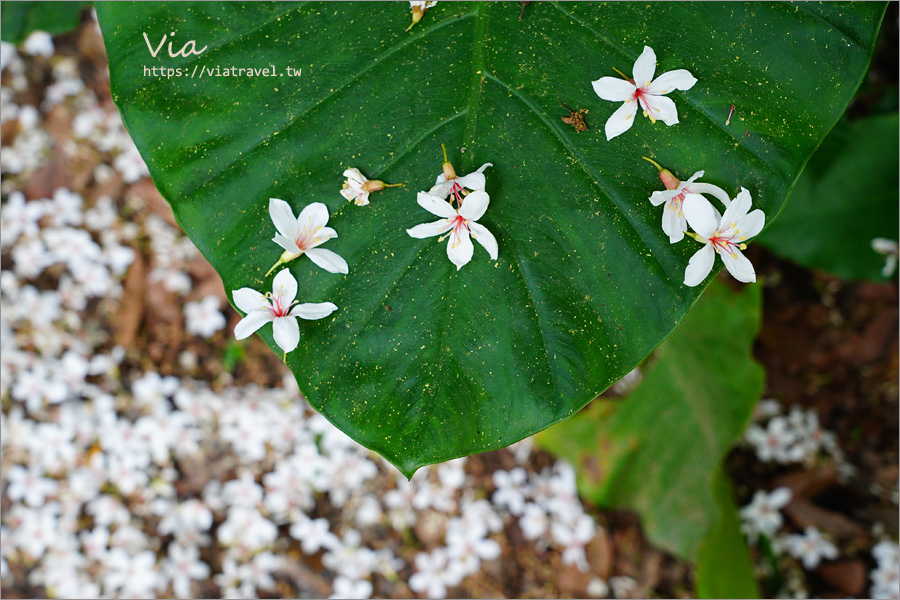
(604, 100, 638, 140)
(454, 171, 486, 192)
(307, 226, 338, 250)
(688, 182, 732, 209)
(272, 269, 298, 304)
(296, 202, 330, 230)
(721, 187, 752, 225)
(343, 167, 367, 185)
(458, 191, 490, 221)
(447, 227, 474, 270)
(305, 248, 349, 274)
(661, 204, 686, 244)
(291, 302, 338, 320)
(769, 487, 792, 508)
(339, 188, 357, 201)
(684, 243, 715, 287)
(272, 234, 302, 254)
(647, 69, 697, 95)
(649, 189, 677, 207)
(642, 94, 680, 126)
(272, 316, 300, 353)
(233, 287, 267, 314)
(407, 219, 453, 239)
(720, 247, 756, 283)
(417, 192, 458, 218)
(269, 198, 299, 239)
(683, 194, 719, 239)
(684, 171, 705, 184)
(591, 77, 635, 102)
(234, 310, 273, 340)
(468, 222, 498, 260)
(632, 46, 657, 88)
(738, 209, 766, 240)
(428, 180, 454, 199)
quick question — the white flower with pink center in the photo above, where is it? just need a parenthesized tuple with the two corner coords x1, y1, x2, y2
(266, 199, 348, 276)
(682, 188, 766, 287)
(232, 269, 337, 356)
(648, 170, 732, 244)
(591, 46, 697, 140)
(406, 191, 498, 271)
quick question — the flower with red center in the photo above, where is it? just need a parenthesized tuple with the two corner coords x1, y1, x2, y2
(266, 199, 348, 277)
(643, 158, 733, 244)
(232, 269, 337, 356)
(682, 188, 766, 287)
(406, 191, 498, 271)
(428, 144, 492, 203)
(591, 46, 697, 140)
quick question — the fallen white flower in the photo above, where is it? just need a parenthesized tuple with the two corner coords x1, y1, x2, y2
(592, 46, 697, 140)
(266, 199, 348, 276)
(406, 191, 498, 271)
(683, 188, 765, 287)
(232, 269, 337, 356)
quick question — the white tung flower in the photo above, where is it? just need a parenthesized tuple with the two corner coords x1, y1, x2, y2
(429, 161, 493, 201)
(647, 169, 732, 244)
(591, 45, 697, 140)
(406, 191, 498, 271)
(784, 526, 839, 570)
(340, 167, 402, 206)
(232, 269, 337, 355)
(872, 238, 898, 278)
(740, 487, 792, 541)
(267, 199, 349, 276)
(683, 188, 765, 287)
(407, 1, 438, 31)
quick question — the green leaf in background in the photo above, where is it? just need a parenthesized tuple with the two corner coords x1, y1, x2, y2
(0, 1, 90, 44)
(759, 113, 899, 281)
(95, 2, 883, 475)
(536, 281, 764, 597)
(695, 468, 761, 599)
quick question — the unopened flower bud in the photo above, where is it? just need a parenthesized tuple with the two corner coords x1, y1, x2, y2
(641, 156, 680, 190)
(441, 143, 457, 180)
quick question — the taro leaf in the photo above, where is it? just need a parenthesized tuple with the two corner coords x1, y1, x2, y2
(0, 1, 90, 44)
(758, 113, 900, 281)
(535, 281, 763, 584)
(695, 468, 760, 599)
(95, 2, 883, 475)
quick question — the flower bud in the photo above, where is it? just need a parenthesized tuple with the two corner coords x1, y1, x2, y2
(641, 156, 680, 190)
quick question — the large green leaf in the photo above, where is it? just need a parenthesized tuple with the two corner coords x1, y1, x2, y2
(695, 468, 761, 599)
(536, 281, 764, 595)
(96, 2, 883, 475)
(1, 1, 90, 44)
(758, 113, 899, 281)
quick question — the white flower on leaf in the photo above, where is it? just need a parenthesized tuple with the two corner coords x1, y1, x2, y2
(266, 199, 348, 277)
(682, 189, 765, 287)
(232, 269, 337, 357)
(406, 191, 498, 270)
(592, 46, 697, 140)
(407, 1, 438, 31)
(429, 148, 492, 202)
(643, 157, 732, 244)
(340, 168, 402, 207)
